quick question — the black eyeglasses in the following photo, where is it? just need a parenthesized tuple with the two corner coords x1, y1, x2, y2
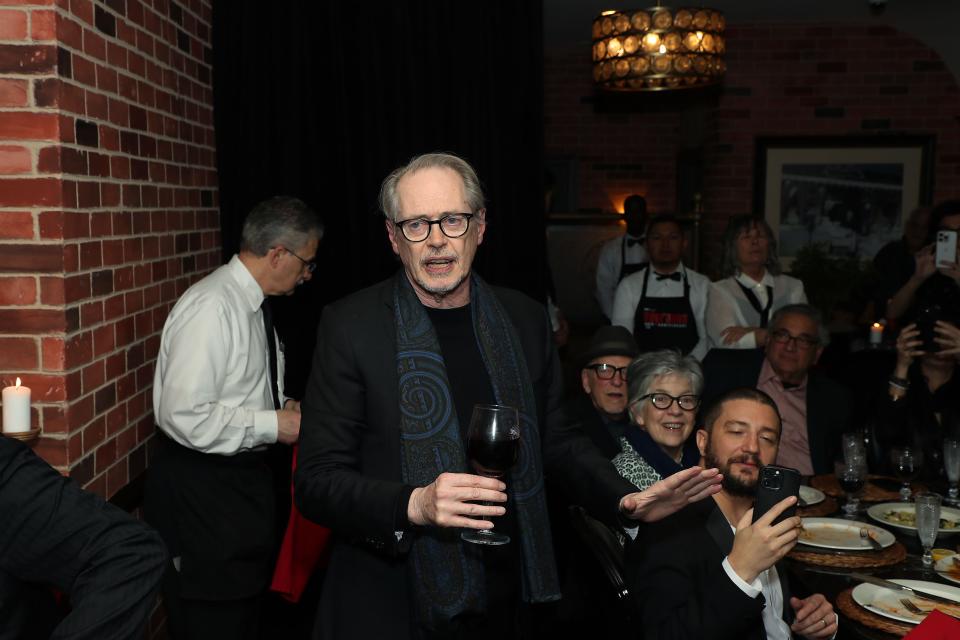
(284, 247, 316, 273)
(637, 393, 700, 411)
(769, 329, 819, 350)
(394, 213, 475, 242)
(584, 363, 628, 381)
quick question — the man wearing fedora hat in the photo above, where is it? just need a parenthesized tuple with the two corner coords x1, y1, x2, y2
(567, 326, 641, 460)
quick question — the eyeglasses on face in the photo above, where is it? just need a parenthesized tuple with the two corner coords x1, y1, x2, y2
(283, 247, 317, 273)
(394, 213, 475, 242)
(637, 393, 700, 411)
(769, 329, 819, 349)
(584, 363, 628, 381)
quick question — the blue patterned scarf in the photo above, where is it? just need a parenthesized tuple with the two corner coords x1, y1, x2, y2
(394, 271, 560, 633)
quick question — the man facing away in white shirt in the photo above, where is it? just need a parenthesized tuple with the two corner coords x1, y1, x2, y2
(145, 196, 323, 640)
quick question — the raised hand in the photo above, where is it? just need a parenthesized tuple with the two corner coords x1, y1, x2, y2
(726, 496, 800, 583)
(407, 472, 507, 529)
(894, 323, 924, 372)
(720, 326, 766, 346)
(934, 320, 960, 357)
(619, 466, 722, 523)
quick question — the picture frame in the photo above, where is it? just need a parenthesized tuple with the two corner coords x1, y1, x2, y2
(753, 136, 935, 265)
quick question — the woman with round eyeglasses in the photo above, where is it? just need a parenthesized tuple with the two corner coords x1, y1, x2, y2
(612, 350, 704, 491)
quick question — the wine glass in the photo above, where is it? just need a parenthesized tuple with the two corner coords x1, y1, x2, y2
(461, 404, 520, 546)
(842, 432, 868, 471)
(915, 493, 942, 568)
(837, 457, 866, 518)
(891, 447, 918, 501)
(944, 439, 960, 505)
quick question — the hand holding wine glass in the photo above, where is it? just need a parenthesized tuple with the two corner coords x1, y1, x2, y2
(461, 404, 520, 546)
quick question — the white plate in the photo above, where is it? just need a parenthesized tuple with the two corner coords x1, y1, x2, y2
(798, 518, 895, 550)
(852, 579, 960, 625)
(867, 502, 960, 534)
(935, 553, 960, 585)
(799, 485, 825, 507)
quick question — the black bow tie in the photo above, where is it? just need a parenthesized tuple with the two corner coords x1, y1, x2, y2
(655, 271, 682, 282)
(626, 237, 642, 247)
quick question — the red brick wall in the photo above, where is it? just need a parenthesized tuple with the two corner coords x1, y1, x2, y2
(0, 0, 218, 498)
(545, 23, 960, 276)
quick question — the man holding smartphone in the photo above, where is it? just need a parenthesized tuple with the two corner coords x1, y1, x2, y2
(630, 387, 837, 640)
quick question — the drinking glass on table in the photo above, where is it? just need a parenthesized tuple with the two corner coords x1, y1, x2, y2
(837, 457, 866, 518)
(461, 404, 520, 546)
(891, 447, 919, 501)
(842, 432, 868, 471)
(944, 439, 960, 505)
(915, 493, 942, 568)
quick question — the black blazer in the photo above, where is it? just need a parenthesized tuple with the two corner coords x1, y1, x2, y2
(294, 275, 635, 640)
(0, 436, 166, 640)
(629, 498, 794, 640)
(563, 392, 623, 461)
(700, 349, 853, 475)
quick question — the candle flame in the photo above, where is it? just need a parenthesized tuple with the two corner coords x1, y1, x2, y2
(15, 377, 21, 387)
(872, 322, 882, 329)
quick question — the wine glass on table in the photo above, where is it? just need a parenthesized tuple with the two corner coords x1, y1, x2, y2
(837, 457, 866, 518)
(891, 447, 918, 502)
(461, 404, 520, 546)
(944, 439, 960, 506)
(915, 493, 942, 569)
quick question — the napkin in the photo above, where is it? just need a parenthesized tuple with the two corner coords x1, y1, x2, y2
(269, 444, 332, 603)
(904, 609, 960, 639)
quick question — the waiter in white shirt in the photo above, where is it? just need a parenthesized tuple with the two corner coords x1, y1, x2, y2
(611, 214, 710, 361)
(145, 196, 323, 640)
(596, 194, 649, 320)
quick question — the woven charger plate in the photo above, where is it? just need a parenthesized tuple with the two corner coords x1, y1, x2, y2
(798, 497, 838, 518)
(836, 587, 913, 637)
(812, 475, 926, 503)
(788, 541, 906, 568)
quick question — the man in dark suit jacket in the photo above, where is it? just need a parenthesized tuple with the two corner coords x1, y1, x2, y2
(294, 153, 722, 640)
(701, 304, 853, 475)
(631, 388, 837, 640)
(565, 325, 640, 459)
(0, 435, 166, 640)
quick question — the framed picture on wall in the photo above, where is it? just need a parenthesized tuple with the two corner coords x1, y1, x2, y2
(754, 136, 935, 265)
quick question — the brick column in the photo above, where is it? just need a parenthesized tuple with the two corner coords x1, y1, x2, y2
(0, 0, 219, 498)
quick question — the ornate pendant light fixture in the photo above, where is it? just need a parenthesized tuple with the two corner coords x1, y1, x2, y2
(592, 6, 726, 91)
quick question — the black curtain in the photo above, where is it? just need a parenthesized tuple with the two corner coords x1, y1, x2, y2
(212, 0, 547, 395)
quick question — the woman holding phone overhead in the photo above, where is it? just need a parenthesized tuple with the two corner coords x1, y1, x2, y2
(885, 200, 960, 325)
(706, 215, 807, 350)
(613, 350, 703, 491)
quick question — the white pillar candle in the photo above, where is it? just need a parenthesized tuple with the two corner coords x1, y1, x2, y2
(2, 377, 31, 433)
(869, 322, 884, 346)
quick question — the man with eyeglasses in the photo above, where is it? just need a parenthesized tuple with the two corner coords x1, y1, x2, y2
(294, 153, 722, 640)
(701, 304, 853, 475)
(566, 326, 641, 460)
(146, 196, 323, 639)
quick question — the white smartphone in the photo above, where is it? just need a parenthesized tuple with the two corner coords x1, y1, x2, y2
(936, 230, 958, 268)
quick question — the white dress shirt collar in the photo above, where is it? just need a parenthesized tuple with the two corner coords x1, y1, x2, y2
(735, 269, 774, 289)
(227, 254, 266, 313)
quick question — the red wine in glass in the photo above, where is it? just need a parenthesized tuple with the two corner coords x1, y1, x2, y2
(461, 404, 520, 546)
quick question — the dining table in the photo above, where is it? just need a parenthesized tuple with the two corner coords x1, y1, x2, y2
(789, 474, 960, 639)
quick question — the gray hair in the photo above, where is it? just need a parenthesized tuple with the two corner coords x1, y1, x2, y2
(240, 196, 323, 256)
(770, 303, 830, 346)
(379, 152, 485, 221)
(626, 349, 704, 409)
(720, 214, 782, 278)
